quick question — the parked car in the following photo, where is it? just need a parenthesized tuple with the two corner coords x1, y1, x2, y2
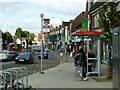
(32, 46, 41, 52)
(38, 51, 48, 59)
(0, 51, 13, 61)
(15, 52, 34, 64)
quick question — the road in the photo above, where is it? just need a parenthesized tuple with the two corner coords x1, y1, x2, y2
(0, 51, 61, 79)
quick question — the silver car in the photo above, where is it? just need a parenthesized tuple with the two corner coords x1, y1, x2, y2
(0, 51, 13, 61)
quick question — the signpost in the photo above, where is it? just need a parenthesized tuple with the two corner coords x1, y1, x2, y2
(40, 13, 45, 74)
(43, 18, 50, 48)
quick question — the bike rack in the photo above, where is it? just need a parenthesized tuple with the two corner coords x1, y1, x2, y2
(8, 68, 24, 90)
(0, 67, 31, 90)
(0, 73, 6, 89)
(14, 67, 29, 88)
(0, 71, 13, 88)
(7, 69, 19, 90)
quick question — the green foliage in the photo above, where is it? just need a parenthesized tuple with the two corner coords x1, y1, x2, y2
(26, 33, 35, 42)
(22, 30, 30, 37)
(99, 2, 120, 45)
(15, 27, 35, 45)
(15, 27, 31, 38)
(15, 27, 22, 38)
(2, 32, 13, 45)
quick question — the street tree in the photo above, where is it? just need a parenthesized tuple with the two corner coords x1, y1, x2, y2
(2, 32, 13, 49)
(15, 27, 22, 38)
(22, 30, 30, 37)
(100, 2, 120, 45)
(99, 2, 120, 61)
(25, 33, 35, 49)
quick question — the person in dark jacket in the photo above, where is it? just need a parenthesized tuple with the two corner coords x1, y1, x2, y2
(79, 48, 87, 81)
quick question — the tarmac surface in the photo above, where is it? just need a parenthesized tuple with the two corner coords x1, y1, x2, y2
(19, 50, 113, 88)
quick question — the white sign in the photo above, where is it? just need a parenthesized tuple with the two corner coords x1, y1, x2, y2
(43, 19, 50, 33)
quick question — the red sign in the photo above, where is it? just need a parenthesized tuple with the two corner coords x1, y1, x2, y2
(76, 31, 102, 35)
(40, 13, 44, 18)
(44, 22, 49, 26)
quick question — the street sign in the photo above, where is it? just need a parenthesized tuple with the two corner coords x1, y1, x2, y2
(40, 13, 44, 18)
(43, 19, 50, 33)
(4, 40, 7, 45)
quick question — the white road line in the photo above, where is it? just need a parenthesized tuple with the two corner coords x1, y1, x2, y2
(0, 61, 14, 65)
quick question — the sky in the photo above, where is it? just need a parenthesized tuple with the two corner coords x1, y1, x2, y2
(0, 0, 87, 36)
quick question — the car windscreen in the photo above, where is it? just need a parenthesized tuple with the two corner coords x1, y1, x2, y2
(19, 53, 30, 56)
(3, 52, 8, 54)
(9, 52, 14, 54)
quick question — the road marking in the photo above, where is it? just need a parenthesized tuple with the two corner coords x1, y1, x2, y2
(0, 61, 14, 65)
(55, 54, 63, 64)
(33, 71, 36, 73)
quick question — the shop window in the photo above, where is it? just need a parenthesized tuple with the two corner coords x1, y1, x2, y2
(94, 14, 99, 28)
(117, 2, 120, 11)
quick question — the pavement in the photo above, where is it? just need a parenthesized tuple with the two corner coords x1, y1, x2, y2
(19, 50, 113, 88)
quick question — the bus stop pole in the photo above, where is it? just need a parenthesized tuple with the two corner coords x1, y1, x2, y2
(40, 14, 45, 74)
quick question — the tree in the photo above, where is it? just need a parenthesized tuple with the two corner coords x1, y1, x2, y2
(2, 32, 13, 49)
(15, 27, 22, 38)
(99, 2, 120, 61)
(25, 33, 35, 46)
(100, 2, 120, 45)
(28, 33, 35, 41)
(22, 30, 30, 37)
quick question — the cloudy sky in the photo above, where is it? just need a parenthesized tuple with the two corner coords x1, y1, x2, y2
(0, 0, 87, 36)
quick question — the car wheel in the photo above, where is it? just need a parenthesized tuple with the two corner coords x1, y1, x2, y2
(38, 56, 41, 59)
(46, 56, 48, 59)
(29, 58, 34, 64)
(15, 61, 19, 64)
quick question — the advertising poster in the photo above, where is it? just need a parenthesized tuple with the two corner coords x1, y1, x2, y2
(82, 20, 88, 31)
(62, 35, 65, 43)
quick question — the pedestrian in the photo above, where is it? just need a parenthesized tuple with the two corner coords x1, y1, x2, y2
(78, 48, 87, 81)
(74, 50, 81, 67)
(60, 49, 63, 60)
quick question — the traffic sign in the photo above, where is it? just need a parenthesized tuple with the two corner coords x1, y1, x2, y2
(40, 13, 44, 18)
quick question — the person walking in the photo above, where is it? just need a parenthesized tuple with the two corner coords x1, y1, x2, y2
(78, 48, 87, 81)
(60, 49, 63, 60)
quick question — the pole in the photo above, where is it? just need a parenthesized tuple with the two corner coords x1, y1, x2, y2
(47, 32, 48, 48)
(57, 28, 58, 47)
(61, 18, 62, 42)
(40, 13, 45, 74)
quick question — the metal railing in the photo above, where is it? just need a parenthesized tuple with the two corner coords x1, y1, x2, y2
(0, 67, 31, 90)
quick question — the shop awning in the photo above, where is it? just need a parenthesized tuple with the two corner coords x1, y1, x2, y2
(71, 31, 102, 36)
